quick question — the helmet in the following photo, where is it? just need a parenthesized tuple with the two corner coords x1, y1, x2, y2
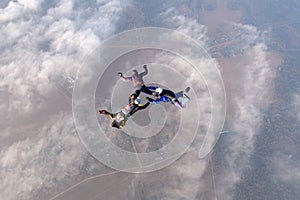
(155, 87, 163, 94)
(134, 97, 141, 105)
(129, 93, 137, 102)
(132, 69, 138, 75)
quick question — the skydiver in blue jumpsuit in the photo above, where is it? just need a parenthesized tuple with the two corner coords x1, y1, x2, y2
(146, 86, 190, 108)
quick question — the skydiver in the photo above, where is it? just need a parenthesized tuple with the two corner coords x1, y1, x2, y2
(98, 93, 150, 129)
(118, 64, 154, 96)
(146, 86, 190, 108)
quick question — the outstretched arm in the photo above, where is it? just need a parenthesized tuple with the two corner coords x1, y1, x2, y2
(99, 110, 116, 119)
(140, 65, 148, 77)
(121, 76, 132, 81)
(118, 72, 132, 81)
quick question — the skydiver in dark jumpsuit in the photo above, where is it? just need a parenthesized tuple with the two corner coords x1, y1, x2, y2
(98, 93, 150, 129)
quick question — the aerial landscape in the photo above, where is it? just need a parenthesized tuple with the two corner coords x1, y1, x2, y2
(0, 0, 299, 199)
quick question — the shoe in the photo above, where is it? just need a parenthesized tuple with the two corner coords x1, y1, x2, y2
(111, 120, 120, 129)
(185, 87, 190, 93)
(99, 110, 106, 114)
(175, 100, 184, 108)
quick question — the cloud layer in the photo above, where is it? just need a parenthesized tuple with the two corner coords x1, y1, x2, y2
(0, 0, 282, 199)
(0, 0, 129, 115)
(0, 0, 131, 199)
(0, 113, 97, 200)
(152, 6, 276, 200)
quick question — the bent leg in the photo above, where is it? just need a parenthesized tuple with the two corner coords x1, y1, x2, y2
(119, 119, 126, 129)
(141, 85, 155, 95)
(130, 102, 150, 116)
(176, 87, 190, 99)
(161, 89, 176, 99)
(161, 90, 183, 108)
(175, 91, 184, 98)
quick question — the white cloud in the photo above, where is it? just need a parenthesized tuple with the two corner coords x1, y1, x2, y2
(0, 113, 97, 200)
(0, 0, 43, 22)
(18, 0, 41, 11)
(0, 1, 280, 199)
(129, 147, 208, 200)
(0, 0, 131, 116)
(0, 0, 132, 199)
(158, 8, 276, 199)
(161, 7, 208, 47)
(0, 1, 24, 22)
(215, 30, 276, 199)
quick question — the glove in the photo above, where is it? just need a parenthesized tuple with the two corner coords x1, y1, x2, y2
(118, 72, 123, 77)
